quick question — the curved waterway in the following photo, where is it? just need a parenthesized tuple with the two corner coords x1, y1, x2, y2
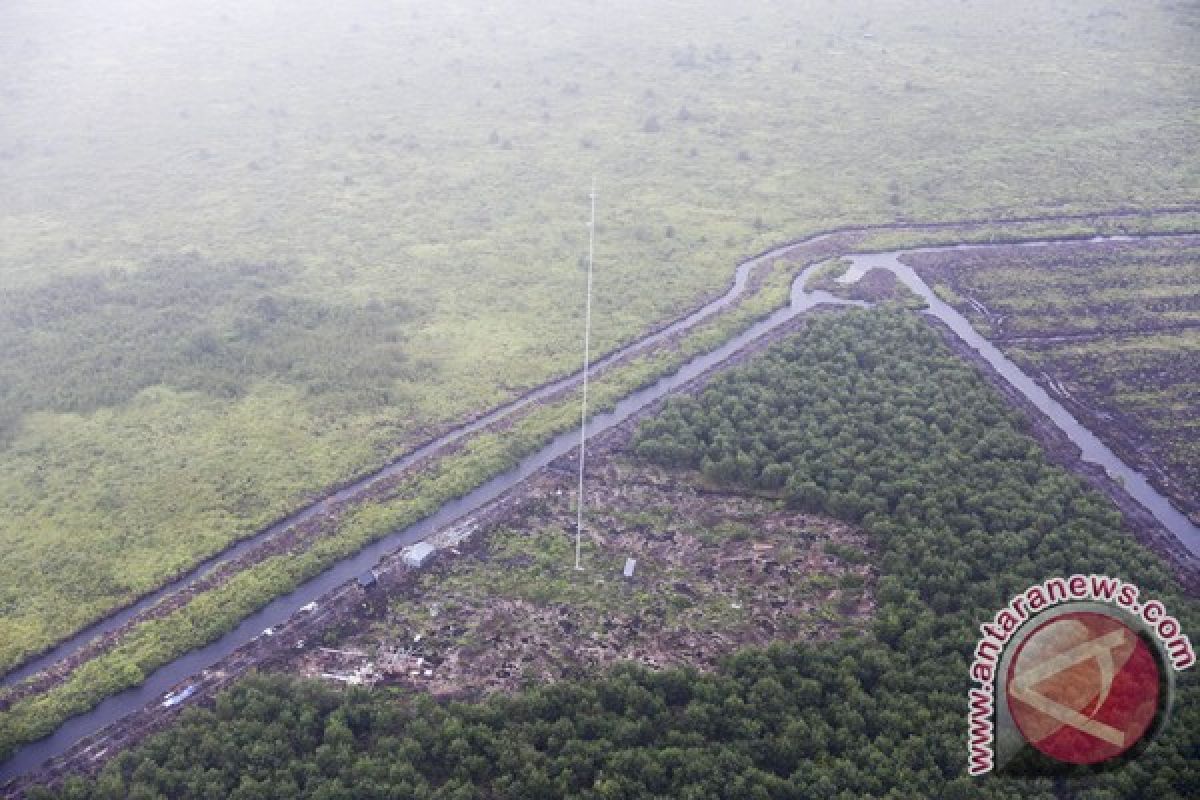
(3, 231, 1197, 782)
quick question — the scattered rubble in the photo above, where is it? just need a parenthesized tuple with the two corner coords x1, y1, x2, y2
(284, 444, 875, 697)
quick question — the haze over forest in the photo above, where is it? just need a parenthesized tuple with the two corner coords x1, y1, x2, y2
(0, 1, 1198, 797)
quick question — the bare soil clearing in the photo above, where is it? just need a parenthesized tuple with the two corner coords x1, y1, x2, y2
(286, 449, 873, 697)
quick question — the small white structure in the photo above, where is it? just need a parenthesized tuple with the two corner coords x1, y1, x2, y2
(623, 558, 637, 579)
(162, 685, 197, 708)
(403, 541, 436, 568)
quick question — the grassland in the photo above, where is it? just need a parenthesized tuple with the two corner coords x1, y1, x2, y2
(906, 238, 1200, 517)
(854, 210, 1200, 252)
(2, 0, 1198, 676)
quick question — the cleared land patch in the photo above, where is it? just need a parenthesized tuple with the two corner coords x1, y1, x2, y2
(287, 454, 872, 696)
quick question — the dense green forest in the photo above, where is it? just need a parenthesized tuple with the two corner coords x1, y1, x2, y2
(3, 0, 1199, 669)
(35, 312, 1197, 798)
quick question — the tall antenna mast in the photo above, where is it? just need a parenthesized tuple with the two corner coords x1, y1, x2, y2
(575, 177, 596, 571)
